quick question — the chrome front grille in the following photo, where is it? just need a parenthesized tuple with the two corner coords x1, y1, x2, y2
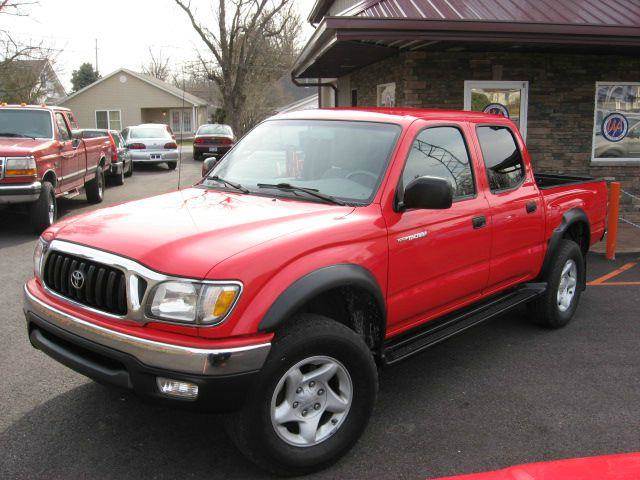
(0, 157, 5, 179)
(43, 251, 128, 316)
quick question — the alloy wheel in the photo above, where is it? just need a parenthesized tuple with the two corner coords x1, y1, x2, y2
(557, 259, 577, 312)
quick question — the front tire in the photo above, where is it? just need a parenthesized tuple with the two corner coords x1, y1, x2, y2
(85, 167, 104, 204)
(529, 239, 584, 328)
(111, 165, 125, 186)
(29, 181, 56, 234)
(225, 314, 378, 476)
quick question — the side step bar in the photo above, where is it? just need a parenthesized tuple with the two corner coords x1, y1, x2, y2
(383, 283, 547, 365)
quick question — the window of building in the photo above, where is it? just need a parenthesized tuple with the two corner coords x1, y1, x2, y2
(402, 126, 475, 199)
(464, 81, 529, 140)
(592, 82, 640, 163)
(55, 112, 71, 141)
(170, 109, 193, 134)
(377, 83, 395, 107)
(95, 110, 121, 130)
(477, 126, 525, 192)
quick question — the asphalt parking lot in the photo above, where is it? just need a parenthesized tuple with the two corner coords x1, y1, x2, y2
(1, 153, 639, 479)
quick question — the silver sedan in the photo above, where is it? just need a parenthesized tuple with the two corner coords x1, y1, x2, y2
(122, 124, 179, 170)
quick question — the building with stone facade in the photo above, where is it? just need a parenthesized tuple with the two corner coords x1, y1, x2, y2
(293, 0, 640, 219)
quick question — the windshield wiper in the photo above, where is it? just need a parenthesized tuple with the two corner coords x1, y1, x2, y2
(0, 132, 36, 139)
(207, 175, 249, 193)
(257, 183, 346, 206)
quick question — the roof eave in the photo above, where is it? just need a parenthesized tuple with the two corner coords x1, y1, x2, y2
(293, 16, 640, 79)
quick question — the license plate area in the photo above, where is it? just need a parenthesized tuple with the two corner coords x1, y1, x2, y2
(150, 154, 162, 160)
(208, 147, 218, 152)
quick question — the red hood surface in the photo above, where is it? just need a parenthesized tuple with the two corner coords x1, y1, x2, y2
(53, 187, 355, 279)
(431, 452, 640, 480)
(0, 137, 54, 155)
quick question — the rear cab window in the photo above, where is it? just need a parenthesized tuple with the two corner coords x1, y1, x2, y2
(402, 125, 476, 200)
(476, 126, 525, 192)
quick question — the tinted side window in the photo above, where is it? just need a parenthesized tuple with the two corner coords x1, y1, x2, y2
(477, 126, 525, 192)
(55, 112, 71, 141)
(402, 126, 475, 198)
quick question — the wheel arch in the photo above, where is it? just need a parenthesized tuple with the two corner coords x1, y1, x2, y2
(539, 207, 590, 287)
(41, 169, 58, 187)
(259, 264, 387, 354)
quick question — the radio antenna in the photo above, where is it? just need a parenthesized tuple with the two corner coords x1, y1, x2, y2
(177, 64, 185, 190)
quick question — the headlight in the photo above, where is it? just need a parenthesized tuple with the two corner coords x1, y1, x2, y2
(6, 156, 37, 176)
(148, 281, 241, 325)
(33, 237, 49, 279)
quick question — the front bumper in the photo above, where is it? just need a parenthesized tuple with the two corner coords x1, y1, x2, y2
(0, 181, 41, 204)
(130, 150, 178, 163)
(24, 285, 271, 412)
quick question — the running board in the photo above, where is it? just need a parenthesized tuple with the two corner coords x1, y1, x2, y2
(383, 283, 547, 366)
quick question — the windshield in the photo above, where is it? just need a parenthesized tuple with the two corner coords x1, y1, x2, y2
(130, 126, 170, 139)
(205, 120, 401, 204)
(198, 124, 233, 136)
(0, 109, 53, 139)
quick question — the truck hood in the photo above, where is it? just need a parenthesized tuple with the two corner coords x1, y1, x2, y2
(0, 137, 54, 155)
(53, 187, 355, 278)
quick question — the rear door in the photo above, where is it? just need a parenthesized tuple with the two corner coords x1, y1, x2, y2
(54, 112, 81, 190)
(473, 125, 545, 293)
(385, 121, 492, 334)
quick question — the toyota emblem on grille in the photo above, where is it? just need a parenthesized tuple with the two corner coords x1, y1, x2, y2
(70, 270, 85, 289)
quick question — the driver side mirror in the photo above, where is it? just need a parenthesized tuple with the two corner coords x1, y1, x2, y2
(202, 156, 217, 177)
(71, 137, 81, 149)
(399, 176, 453, 211)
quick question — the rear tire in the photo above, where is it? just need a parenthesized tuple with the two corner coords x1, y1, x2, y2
(29, 181, 56, 234)
(124, 160, 133, 178)
(167, 161, 177, 170)
(85, 167, 104, 204)
(225, 314, 378, 476)
(528, 239, 584, 328)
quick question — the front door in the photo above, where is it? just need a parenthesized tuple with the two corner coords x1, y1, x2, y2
(464, 80, 529, 140)
(385, 122, 492, 335)
(54, 112, 80, 190)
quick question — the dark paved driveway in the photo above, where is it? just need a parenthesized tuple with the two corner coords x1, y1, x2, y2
(1, 155, 639, 479)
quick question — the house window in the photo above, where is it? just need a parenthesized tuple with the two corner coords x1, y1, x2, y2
(592, 82, 640, 162)
(96, 110, 121, 130)
(182, 110, 192, 133)
(464, 81, 529, 140)
(170, 109, 194, 134)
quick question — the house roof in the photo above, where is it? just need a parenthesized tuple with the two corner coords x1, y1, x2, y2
(297, 0, 640, 80)
(60, 68, 209, 106)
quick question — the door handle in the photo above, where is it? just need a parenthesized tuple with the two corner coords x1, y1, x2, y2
(526, 201, 537, 214)
(472, 216, 487, 229)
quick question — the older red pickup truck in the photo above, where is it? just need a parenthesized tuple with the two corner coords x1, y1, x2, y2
(24, 108, 607, 475)
(0, 105, 112, 233)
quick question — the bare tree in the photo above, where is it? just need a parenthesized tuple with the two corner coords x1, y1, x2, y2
(142, 47, 172, 81)
(174, 0, 301, 135)
(0, 1, 58, 103)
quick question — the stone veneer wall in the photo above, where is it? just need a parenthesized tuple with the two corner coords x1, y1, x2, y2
(344, 50, 640, 219)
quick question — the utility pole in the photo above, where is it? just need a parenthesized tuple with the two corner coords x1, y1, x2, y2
(95, 39, 99, 74)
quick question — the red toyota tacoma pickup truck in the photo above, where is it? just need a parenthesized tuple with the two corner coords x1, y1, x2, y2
(0, 105, 112, 233)
(24, 108, 607, 475)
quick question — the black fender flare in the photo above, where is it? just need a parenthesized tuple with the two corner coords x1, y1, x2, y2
(539, 207, 590, 288)
(259, 264, 386, 332)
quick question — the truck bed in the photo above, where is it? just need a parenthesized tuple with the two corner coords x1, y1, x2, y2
(534, 173, 601, 190)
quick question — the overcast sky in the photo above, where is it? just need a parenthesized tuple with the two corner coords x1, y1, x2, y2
(2, 0, 317, 92)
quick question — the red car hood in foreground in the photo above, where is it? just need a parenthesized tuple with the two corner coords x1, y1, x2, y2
(52, 187, 354, 279)
(432, 453, 640, 480)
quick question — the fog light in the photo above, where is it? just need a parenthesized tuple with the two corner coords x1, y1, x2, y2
(156, 377, 199, 400)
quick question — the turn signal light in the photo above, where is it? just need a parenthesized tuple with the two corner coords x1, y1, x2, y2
(164, 142, 178, 149)
(127, 143, 146, 150)
(6, 156, 37, 176)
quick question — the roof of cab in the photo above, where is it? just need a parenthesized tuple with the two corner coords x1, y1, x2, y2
(271, 107, 510, 125)
(0, 104, 70, 111)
